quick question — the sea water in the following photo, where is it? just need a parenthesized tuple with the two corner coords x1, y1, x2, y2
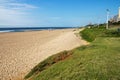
(0, 27, 73, 33)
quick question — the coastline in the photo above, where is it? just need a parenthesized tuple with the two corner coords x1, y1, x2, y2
(0, 29, 87, 80)
(0, 27, 74, 33)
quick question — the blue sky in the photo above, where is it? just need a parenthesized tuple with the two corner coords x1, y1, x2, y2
(0, 0, 119, 27)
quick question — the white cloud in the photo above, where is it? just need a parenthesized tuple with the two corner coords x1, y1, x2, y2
(0, 0, 38, 27)
(4, 3, 38, 10)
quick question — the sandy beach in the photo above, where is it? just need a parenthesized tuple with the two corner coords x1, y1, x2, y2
(0, 29, 87, 80)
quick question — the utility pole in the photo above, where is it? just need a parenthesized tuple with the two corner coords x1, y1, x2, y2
(119, 7, 120, 18)
(106, 9, 109, 29)
(98, 18, 100, 28)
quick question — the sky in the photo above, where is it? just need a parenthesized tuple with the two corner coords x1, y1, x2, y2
(0, 0, 119, 27)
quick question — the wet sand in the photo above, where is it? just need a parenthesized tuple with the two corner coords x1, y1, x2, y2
(0, 29, 87, 80)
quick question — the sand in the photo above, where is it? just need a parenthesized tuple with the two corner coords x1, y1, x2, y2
(0, 29, 88, 80)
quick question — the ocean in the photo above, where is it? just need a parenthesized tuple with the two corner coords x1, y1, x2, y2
(0, 27, 74, 33)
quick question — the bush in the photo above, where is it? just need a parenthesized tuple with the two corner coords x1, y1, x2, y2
(80, 26, 120, 42)
(80, 27, 106, 42)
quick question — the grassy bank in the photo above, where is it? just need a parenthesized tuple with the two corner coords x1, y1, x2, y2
(25, 50, 73, 79)
(80, 27, 120, 42)
(25, 26, 120, 80)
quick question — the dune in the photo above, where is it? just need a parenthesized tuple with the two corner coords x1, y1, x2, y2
(0, 29, 87, 80)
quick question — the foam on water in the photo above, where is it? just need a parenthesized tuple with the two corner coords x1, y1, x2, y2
(0, 30, 15, 33)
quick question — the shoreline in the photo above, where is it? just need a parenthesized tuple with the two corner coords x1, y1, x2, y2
(0, 27, 76, 33)
(0, 29, 77, 35)
(0, 29, 87, 80)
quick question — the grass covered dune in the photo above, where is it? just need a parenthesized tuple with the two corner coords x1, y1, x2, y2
(25, 27, 120, 80)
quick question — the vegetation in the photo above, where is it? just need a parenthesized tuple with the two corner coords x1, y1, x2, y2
(25, 50, 73, 79)
(80, 26, 105, 42)
(80, 26, 120, 42)
(25, 25, 120, 80)
(109, 21, 120, 25)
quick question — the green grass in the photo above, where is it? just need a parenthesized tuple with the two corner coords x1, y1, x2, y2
(25, 50, 74, 79)
(25, 26, 120, 80)
(80, 27, 120, 42)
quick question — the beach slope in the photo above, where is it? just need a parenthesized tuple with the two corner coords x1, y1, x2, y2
(0, 29, 87, 80)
